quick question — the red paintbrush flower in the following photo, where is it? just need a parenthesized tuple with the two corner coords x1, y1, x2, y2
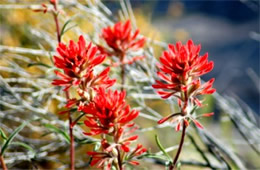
(52, 35, 115, 91)
(100, 20, 145, 56)
(152, 40, 216, 128)
(82, 87, 139, 136)
(99, 20, 146, 66)
(152, 40, 215, 101)
(83, 88, 146, 169)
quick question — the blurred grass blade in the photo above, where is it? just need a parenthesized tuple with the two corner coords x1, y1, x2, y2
(75, 138, 96, 144)
(177, 162, 181, 170)
(155, 135, 172, 162)
(94, 141, 101, 151)
(72, 113, 85, 126)
(11, 142, 36, 156)
(60, 19, 77, 38)
(60, 19, 72, 37)
(28, 63, 51, 68)
(190, 105, 198, 115)
(0, 127, 7, 140)
(1, 122, 27, 156)
(44, 124, 70, 144)
(139, 153, 168, 160)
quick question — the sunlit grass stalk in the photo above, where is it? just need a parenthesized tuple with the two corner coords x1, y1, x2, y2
(120, 53, 126, 91)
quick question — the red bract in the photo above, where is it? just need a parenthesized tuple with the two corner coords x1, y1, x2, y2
(100, 20, 145, 56)
(152, 40, 216, 129)
(50, 0, 57, 4)
(82, 87, 139, 136)
(152, 40, 215, 101)
(52, 35, 115, 91)
(83, 88, 146, 169)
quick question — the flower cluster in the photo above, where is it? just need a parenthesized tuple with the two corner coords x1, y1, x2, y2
(153, 40, 215, 130)
(52, 35, 115, 116)
(52, 35, 115, 91)
(82, 87, 146, 169)
(99, 20, 146, 66)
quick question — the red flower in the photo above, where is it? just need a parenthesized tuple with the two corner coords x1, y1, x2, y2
(52, 35, 115, 91)
(100, 20, 145, 55)
(152, 40, 216, 128)
(152, 40, 215, 101)
(50, 0, 57, 4)
(87, 142, 147, 169)
(83, 88, 146, 169)
(99, 20, 146, 66)
(87, 151, 111, 169)
(82, 87, 139, 136)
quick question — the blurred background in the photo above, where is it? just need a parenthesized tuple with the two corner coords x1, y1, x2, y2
(0, 0, 259, 169)
(107, 0, 260, 113)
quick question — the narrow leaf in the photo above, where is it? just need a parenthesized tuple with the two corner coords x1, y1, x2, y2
(155, 135, 172, 162)
(94, 142, 101, 151)
(140, 153, 168, 160)
(11, 142, 36, 156)
(28, 63, 51, 68)
(1, 122, 27, 156)
(72, 113, 85, 127)
(63, 24, 77, 35)
(60, 19, 72, 37)
(0, 127, 7, 140)
(190, 105, 198, 115)
(44, 124, 70, 144)
(177, 162, 182, 170)
(75, 138, 97, 144)
(60, 19, 77, 37)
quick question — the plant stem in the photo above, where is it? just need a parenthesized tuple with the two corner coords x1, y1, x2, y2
(69, 113, 75, 170)
(0, 154, 7, 170)
(52, 1, 61, 43)
(52, 1, 73, 168)
(65, 91, 75, 170)
(170, 121, 187, 170)
(116, 147, 123, 170)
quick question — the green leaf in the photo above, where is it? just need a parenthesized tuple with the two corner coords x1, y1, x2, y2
(60, 19, 72, 37)
(155, 135, 172, 163)
(60, 19, 77, 38)
(73, 113, 85, 126)
(177, 162, 182, 170)
(1, 122, 27, 156)
(64, 24, 77, 34)
(0, 127, 7, 140)
(11, 142, 36, 156)
(44, 124, 70, 144)
(190, 105, 198, 115)
(75, 138, 97, 144)
(139, 153, 167, 160)
(76, 122, 84, 125)
(28, 63, 51, 68)
(94, 142, 101, 151)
